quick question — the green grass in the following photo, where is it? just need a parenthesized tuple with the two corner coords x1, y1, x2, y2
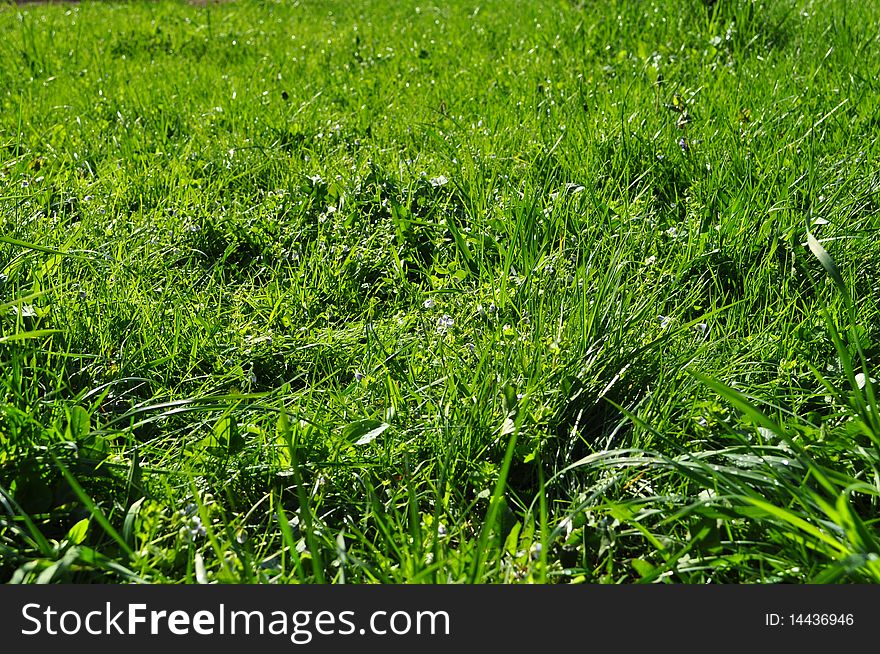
(1, 0, 879, 583)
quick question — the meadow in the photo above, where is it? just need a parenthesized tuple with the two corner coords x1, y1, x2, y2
(1, 0, 879, 583)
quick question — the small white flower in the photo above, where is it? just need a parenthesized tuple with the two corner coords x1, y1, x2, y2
(529, 543, 542, 561)
(436, 315, 454, 334)
(855, 373, 877, 390)
(11, 305, 37, 318)
(186, 516, 207, 542)
(423, 298, 435, 309)
(429, 175, 448, 187)
(644, 255, 657, 266)
(180, 503, 199, 518)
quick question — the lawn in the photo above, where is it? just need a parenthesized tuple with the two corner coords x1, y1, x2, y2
(1, 0, 879, 583)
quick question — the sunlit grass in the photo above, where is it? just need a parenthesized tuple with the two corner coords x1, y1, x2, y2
(1, 0, 879, 583)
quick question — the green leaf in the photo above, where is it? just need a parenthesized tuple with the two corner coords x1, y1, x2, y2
(0, 329, 62, 344)
(631, 558, 656, 579)
(469, 428, 518, 582)
(0, 234, 68, 255)
(835, 492, 879, 555)
(342, 419, 389, 446)
(68, 406, 91, 440)
(123, 497, 146, 550)
(276, 502, 306, 581)
(445, 214, 477, 273)
(608, 503, 636, 522)
(66, 518, 89, 545)
(745, 496, 848, 555)
(205, 414, 244, 455)
(690, 371, 789, 441)
(807, 231, 847, 295)
(503, 520, 523, 556)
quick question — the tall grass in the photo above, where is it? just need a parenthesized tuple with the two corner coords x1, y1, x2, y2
(1, 0, 879, 583)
